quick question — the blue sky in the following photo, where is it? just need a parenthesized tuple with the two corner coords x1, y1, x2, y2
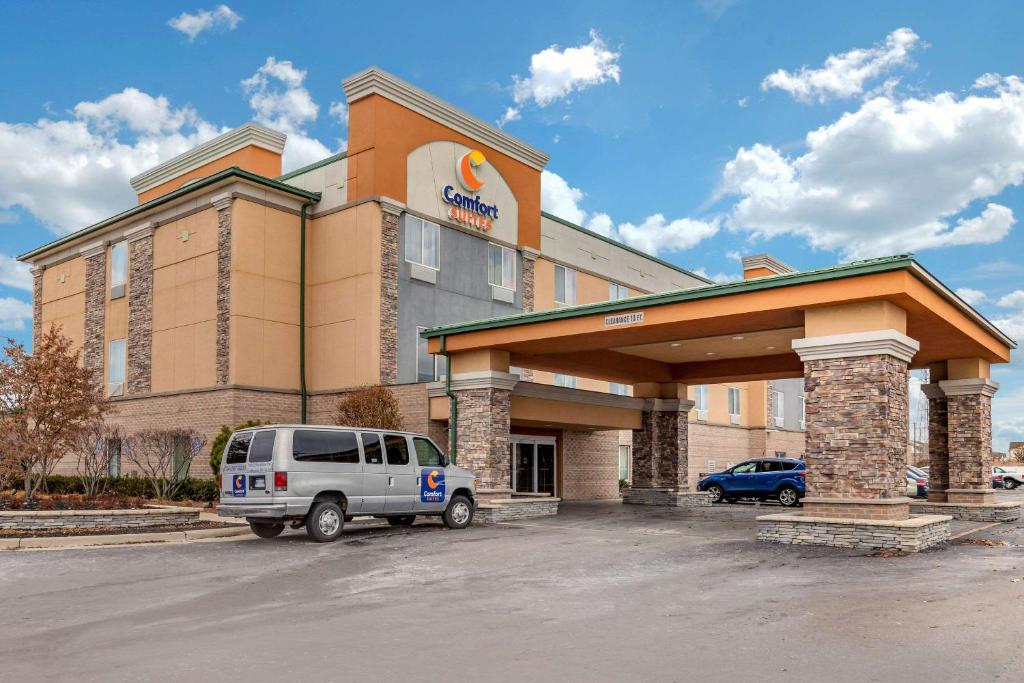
(1, 1, 1023, 448)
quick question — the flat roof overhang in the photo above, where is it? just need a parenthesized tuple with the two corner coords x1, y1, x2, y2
(425, 256, 1016, 385)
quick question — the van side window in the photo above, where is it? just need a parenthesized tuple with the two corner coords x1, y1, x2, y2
(383, 435, 410, 466)
(249, 431, 276, 463)
(413, 437, 443, 466)
(292, 430, 359, 463)
(225, 433, 253, 465)
(361, 433, 384, 464)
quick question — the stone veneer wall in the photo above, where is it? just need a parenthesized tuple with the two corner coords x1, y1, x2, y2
(0, 507, 200, 530)
(32, 268, 42, 346)
(947, 392, 993, 492)
(803, 354, 909, 500)
(127, 233, 154, 394)
(757, 514, 950, 553)
(379, 210, 399, 385)
(215, 200, 232, 385)
(561, 429, 620, 500)
(518, 252, 536, 382)
(475, 499, 559, 523)
(454, 387, 512, 490)
(83, 251, 106, 373)
(926, 386, 950, 499)
(631, 404, 691, 490)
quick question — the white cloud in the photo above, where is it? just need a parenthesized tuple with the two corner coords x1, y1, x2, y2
(241, 58, 333, 170)
(168, 5, 241, 41)
(993, 385, 1024, 452)
(691, 267, 738, 284)
(501, 29, 621, 125)
(737, 96, 750, 108)
(0, 297, 32, 331)
(761, 28, 921, 103)
(540, 170, 587, 224)
(719, 74, 1024, 259)
(0, 255, 32, 292)
(328, 101, 348, 128)
(726, 250, 743, 262)
(997, 290, 1024, 308)
(955, 287, 987, 306)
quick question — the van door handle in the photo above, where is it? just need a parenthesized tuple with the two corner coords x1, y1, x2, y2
(388, 476, 394, 487)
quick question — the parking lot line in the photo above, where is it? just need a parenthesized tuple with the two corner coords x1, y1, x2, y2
(949, 521, 1004, 541)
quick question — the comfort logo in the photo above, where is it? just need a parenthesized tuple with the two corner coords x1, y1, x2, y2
(232, 474, 246, 497)
(457, 150, 486, 191)
(420, 468, 446, 503)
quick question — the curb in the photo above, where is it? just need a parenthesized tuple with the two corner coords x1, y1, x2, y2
(1, 525, 252, 550)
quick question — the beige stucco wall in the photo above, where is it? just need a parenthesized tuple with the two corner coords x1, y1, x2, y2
(40, 256, 86, 351)
(152, 208, 219, 392)
(305, 201, 383, 390)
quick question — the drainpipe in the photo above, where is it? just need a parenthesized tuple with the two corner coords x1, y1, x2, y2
(299, 201, 313, 424)
(440, 334, 457, 464)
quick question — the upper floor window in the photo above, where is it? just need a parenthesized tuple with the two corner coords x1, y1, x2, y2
(609, 382, 630, 396)
(416, 326, 445, 382)
(609, 282, 629, 300)
(727, 386, 741, 423)
(109, 241, 127, 299)
(488, 243, 516, 290)
(555, 265, 577, 306)
(694, 385, 709, 420)
(798, 396, 806, 430)
(772, 390, 785, 427)
(108, 338, 126, 397)
(554, 374, 577, 389)
(405, 216, 440, 270)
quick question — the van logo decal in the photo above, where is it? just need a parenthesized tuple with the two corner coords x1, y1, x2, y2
(232, 474, 246, 497)
(420, 468, 446, 503)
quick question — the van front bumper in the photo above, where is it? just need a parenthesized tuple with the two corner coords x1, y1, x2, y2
(217, 503, 311, 519)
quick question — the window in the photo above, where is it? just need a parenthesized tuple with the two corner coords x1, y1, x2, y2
(554, 374, 576, 389)
(248, 430, 276, 463)
(361, 433, 384, 464)
(618, 445, 631, 481)
(405, 216, 440, 269)
(707, 459, 717, 474)
(413, 437, 444, 467)
(416, 326, 444, 382)
(107, 438, 122, 478)
(694, 385, 708, 420)
(609, 282, 629, 300)
(554, 265, 577, 305)
(107, 339, 125, 397)
(731, 461, 757, 474)
(760, 461, 788, 472)
(798, 396, 806, 430)
(609, 382, 629, 396)
(384, 435, 410, 466)
(728, 387, 741, 423)
(772, 390, 785, 428)
(488, 243, 516, 290)
(171, 435, 190, 482)
(292, 430, 360, 463)
(109, 241, 127, 299)
(225, 432, 252, 465)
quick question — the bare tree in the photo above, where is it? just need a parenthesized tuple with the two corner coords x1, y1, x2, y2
(0, 328, 107, 498)
(124, 429, 206, 499)
(73, 423, 123, 497)
(335, 385, 403, 430)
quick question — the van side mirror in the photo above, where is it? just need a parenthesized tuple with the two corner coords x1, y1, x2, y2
(441, 453, 450, 467)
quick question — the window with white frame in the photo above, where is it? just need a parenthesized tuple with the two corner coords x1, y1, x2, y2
(694, 385, 709, 421)
(798, 396, 806, 430)
(488, 243, 516, 290)
(609, 282, 629, 300)
(772, 390, 785, 427)
(554, 265, 577, 306)
(405, 216, 440, 270)
(554, 374, 576, 389)
(108, 339, 126, 397)
(707, 459, 717, 475)
(415, 327, 445, 382)
(618, 445, 631, 481)
(609, 382, 630, 396)
(109, 241, 127, 299)
(727, 386, 741, 423)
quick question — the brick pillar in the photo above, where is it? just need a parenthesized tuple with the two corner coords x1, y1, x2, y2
(213, 194, 232, 385)
(82, 243, 106, 374)
(378, 198, 402, 385)
(451, 371, 518, 497)
(126, 224, 154, 394)
(921, 383, 949, 502)
(793, 330, 919, 521)
(653, 400, 694, 489)
(31, 266, 43, 348)
(940, 378, 998, 505)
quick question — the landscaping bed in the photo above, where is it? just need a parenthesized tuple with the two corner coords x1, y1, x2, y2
(0, 520, 237, 539)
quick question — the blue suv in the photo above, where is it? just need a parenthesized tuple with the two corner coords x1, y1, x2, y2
(698, 458, 805, 507)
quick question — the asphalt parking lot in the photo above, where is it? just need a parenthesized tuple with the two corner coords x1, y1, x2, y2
(2, 494, 1022, 682)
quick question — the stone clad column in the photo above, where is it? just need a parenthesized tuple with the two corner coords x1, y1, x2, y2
(921, 382, 949, 502)
(792, 330, 920, 520)
(378, 197, 403, 386)
(451, 371, 518, 498)
(212, 193, 233, 386)
(31, 266, 43, 347)
(517, 247, 538, 383)
(81, 241, 106, 374)
(940, 377, 998, 505)
(125, 223, 154, 395)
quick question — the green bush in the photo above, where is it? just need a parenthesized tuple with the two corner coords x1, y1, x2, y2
(7, 475, 218, 501)
(209, 420, 263, 478)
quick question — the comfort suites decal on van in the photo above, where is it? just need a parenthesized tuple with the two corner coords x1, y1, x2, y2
(420, 468, 446, 503)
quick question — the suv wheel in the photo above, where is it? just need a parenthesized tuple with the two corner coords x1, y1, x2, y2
(249, 521, 284, 538)
(306, 501, 345, 542)
(706, 484, 725, 504)
(387, 515, 416, 526)
(443, 495, 474, 529)
(778, 485, 800, 507)
(1004, 478, 1018, 490)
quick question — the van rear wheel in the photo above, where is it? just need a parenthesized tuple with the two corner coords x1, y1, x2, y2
(443, 495, 474, 529)
(306, 502, 345, 542)
(249, 521, 284, 538)
(387, 515, 416, 526)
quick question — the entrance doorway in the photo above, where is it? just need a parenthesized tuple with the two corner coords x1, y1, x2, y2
(510, 436, 557, 496)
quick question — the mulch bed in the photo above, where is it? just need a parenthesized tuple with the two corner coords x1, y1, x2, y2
(0, 520, 240, 539)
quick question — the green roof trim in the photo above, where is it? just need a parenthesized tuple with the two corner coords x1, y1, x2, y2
(422, 254, 1017, 349)
(541, 211, 712, 285)
(277, 151, 349, 182)
(18, 167, 321, 262)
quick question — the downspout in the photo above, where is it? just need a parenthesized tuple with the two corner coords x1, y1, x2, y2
(299, 201, 313, 424)
(440, 334, 457, 464)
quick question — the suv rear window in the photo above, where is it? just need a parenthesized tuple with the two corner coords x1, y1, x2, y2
(292, 430, 360, 463)
(225, 432, 253, 465)
(249, 430, 276, 463)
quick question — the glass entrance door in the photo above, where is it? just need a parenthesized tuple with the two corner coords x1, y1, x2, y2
(514, 442, 534, 494)
(510, 437, 557, 496)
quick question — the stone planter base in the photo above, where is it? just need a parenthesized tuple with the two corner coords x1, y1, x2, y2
(757, 512, 952, 553)
(622, 488, 712, 507)
(909, 500, 1020, 522)
(475, 497, 560, 524)
(0, 506, 200, 531)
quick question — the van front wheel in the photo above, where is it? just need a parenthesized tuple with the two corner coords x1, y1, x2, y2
(443, 495, 474, 529)
(306, 502, 345, 542)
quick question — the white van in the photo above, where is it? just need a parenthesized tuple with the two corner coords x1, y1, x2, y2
(218, 425, 478, 542)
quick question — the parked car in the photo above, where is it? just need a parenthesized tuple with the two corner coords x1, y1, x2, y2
(994, 466, 1022, 490)
(218, 425, 478, 542)
(907, 465, 928, 498)
(698, 458, 805, 507)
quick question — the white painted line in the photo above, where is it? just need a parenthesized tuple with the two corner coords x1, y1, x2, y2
(949, 521, 1004, 541)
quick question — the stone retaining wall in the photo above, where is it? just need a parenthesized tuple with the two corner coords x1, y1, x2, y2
(622, 488, 712, 507)
(757, 513, 951, 553)
(0, 506, 200, 530)
(475, 499, 559, 523)
(909, 501, 1021, 522)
